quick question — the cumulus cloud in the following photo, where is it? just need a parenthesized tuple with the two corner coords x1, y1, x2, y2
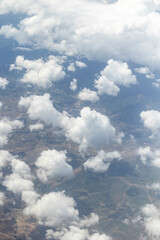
(24, 191, 79, 227)
(46, 227, 111, 240)
(19, 93, 61, 128)
(95, 59, 137, 96)
(21, 190, 39, 206)
(78, 88, 99, 102)
(0, 77, 8, 89)
(84, 150, 122, 173)
(140, 110, 160, 138)
(137, 146, 160, 168)
(62, 107, 123, 152)
(68, 63, 76, 72)
(3, 158, 34, 194)
(29, 123, 44, 132)
(0, 150, 14, 170)
(46, 212, 111, 240)
(1, 0, 160, 68)
(70, 78, 77, 91)
(35, 149, 74, 183)
(141, 204, 160, 239)
(0, 118, 24, 147)
(137, 146, 152, 164)
(10, 55, 65, 88)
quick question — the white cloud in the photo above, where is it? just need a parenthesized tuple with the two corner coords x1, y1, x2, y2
(21, 190, 39, 206)
(75, 61, 87, 68)
(135, 67, 151, 75)
(19, 93, 61, 128)
(70, 78, 77, 91)
(24, 191, 79, 227)
(3, 158, 34, 194)
(137, 146, 152, 164)
(0, 118, 24, 147)
(29, 123, 44, 132)
(78, 88, 99, 102)
(95, 59, 137, 96)
(84, 150, 122, 173)
(10, 55, 65, 88)
(0, 77, 8, 89)
(137, 146, 160, 168)
(35, 149, 74, 183)
(45, 213, 111, 240)
(0, 150, 14, 170)
(1, 1, 160, 68)
(141, 204, 160, 239)
(140, 110, 160, 138)
(62, 107, 123, 152)
(46, 226, 111, 240)
(152, 79, 160, 88)
(0, 192, 5, 206)
(68, 63, 76, 72)
(79, 213, 99, 228)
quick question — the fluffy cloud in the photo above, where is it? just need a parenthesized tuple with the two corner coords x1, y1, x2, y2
(137, 146, 160, 168)
(95, 59, 137, 96)
(70, 78, 77, 91)
(78, 88, 99, 102)
(84, 150, 122, 173)
(3, 158, 34, 194)
(68, 63, 76, 72)
(137, 146, 152, 164)
(140, 110, 160, 138)
(1, 1, 160, 68)
(46, 213, 111, 240)
(141, 204, 160, 239)
(0, 150, 14, 170)
(19, 93, 61, 128)
(62, 107, 123, 152)
(24, 191, 79, 227)
(10, 55, 65, 88)
(46, 227, 111, 240)
(29, 123, 44, 132)
(35, 149, 74, 183)
(0, 118, 24, 147)
(0, 77, 8, 89)
(21, 190, 39, 206)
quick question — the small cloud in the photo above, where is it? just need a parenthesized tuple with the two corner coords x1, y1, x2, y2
(70, 78, 77, 91)
(78, 88, 99, 102)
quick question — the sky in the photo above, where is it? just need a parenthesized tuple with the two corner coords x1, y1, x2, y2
(0, 0, 160, 239)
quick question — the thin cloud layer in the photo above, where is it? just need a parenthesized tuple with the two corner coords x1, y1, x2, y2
(10, 55, 65, 88)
